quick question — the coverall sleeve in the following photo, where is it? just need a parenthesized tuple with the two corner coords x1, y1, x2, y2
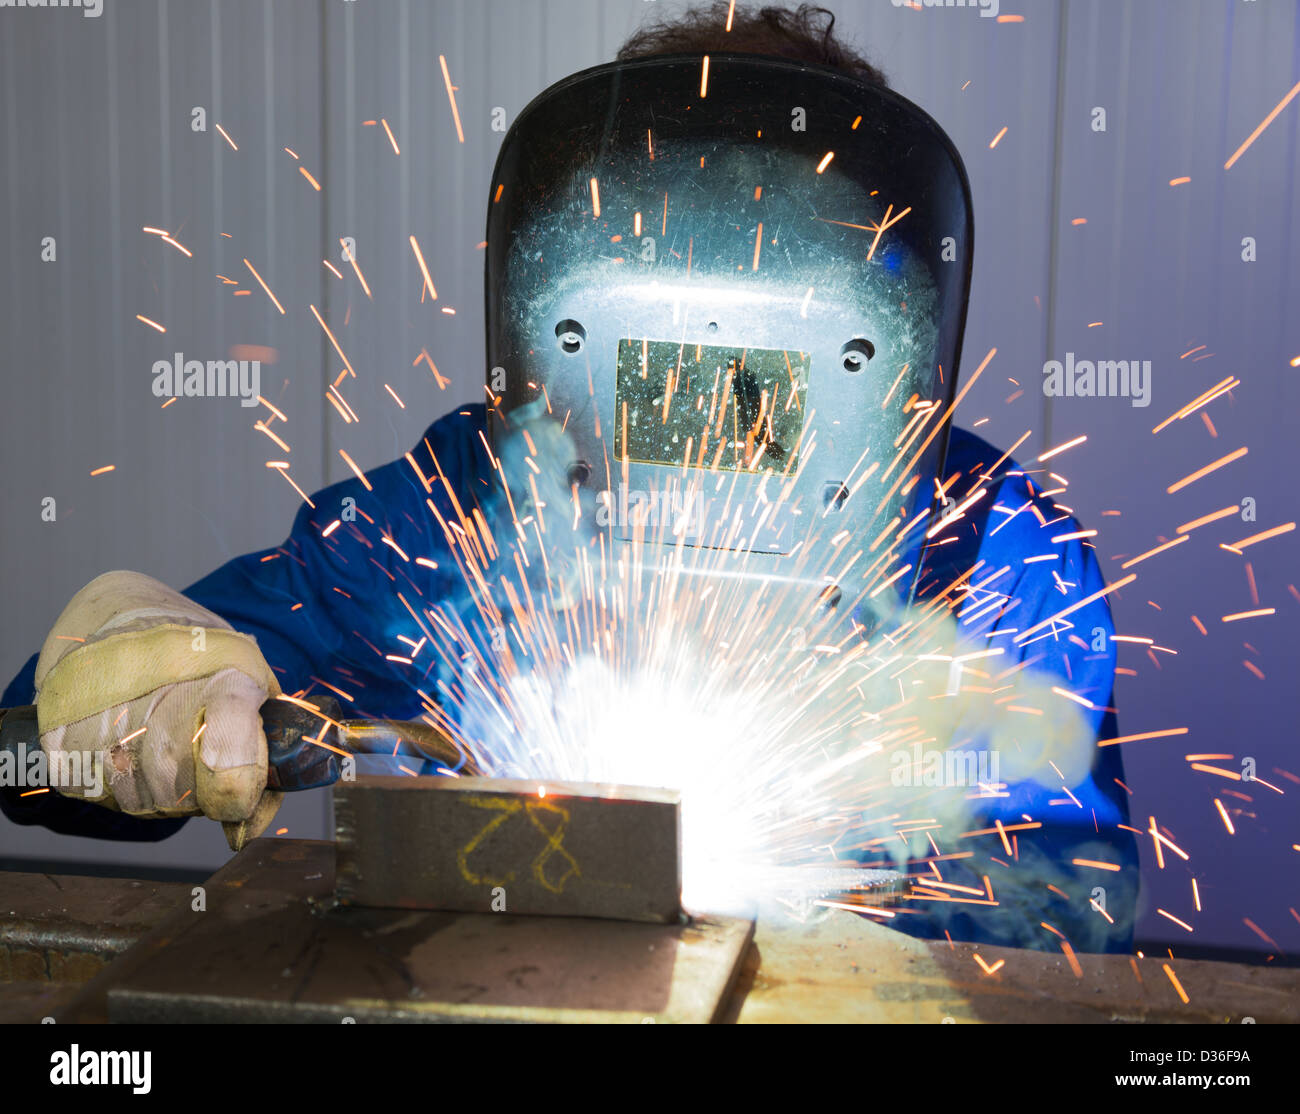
(883, 449, 1140, 952)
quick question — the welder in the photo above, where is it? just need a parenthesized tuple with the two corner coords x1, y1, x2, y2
(1, 3, 1139, 953)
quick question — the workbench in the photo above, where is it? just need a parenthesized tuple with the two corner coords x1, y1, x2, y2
(2, 838, 1294, 1023)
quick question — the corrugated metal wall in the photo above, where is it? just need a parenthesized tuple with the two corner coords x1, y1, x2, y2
(0, 0, 1295, 953)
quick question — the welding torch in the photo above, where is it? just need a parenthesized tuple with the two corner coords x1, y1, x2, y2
(0, 696, 482, 794)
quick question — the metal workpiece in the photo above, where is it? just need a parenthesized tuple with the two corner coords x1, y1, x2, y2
(334, 775, 682, 923)
(0, 871, 187, 984)
(7, 841, 1298, 1025)
(54, 840, 750, 1025)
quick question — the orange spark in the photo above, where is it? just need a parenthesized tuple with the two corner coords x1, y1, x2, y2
(255, 422, 290, 454)
(338, 449, 373, 492)
(1098, 727, 1189, 748)
(1226, 521, 1295, 551)
(1189, 763, 1241, 780)
(243, 258, 286, 315)
(1120, 534, 1188, 569)
(869, 563, 912, 599)
(439, 55, 466, 143)
(994, 819, 1012, 856)
(960, 821, 1041, 838)
(381, 535, 410, 562)
(1176, 506, 1237, 534)
(160, 235, 192, 258)
(417, 348, 449, 390)
(1015, 573, 1136, 645)
(310, 305, 356, 378)
(1166, 446, 1247, 493)
(1162, 963, 1190, 1004)
(1037, 433, 1086, 462)
(408, 236, 438, 301)
(311, 678, 354, 703)
(1225, 77, 1300, 170)
(1153, 376, 1239, 433)
(1222, 607, 1275, 623)
(1242, 918, 1281, 951)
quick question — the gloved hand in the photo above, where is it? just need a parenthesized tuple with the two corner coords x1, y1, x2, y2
(34, 570, 282, 851)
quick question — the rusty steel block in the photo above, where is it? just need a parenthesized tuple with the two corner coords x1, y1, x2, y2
(0, 872, 188, 985)
(333, 775, 682, 923)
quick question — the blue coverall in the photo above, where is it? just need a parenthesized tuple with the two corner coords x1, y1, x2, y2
(2, 405, 1139, 952)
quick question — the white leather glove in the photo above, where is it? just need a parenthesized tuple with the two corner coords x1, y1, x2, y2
(34, 570, 283, 850)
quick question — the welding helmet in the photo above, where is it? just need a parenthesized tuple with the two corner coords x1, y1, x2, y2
(485, 53, 973, 615)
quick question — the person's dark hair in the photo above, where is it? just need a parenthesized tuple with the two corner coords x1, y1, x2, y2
(617, 2, 887, 87)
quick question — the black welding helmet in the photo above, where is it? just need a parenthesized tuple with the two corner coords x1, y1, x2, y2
(485, 53, 973, 611)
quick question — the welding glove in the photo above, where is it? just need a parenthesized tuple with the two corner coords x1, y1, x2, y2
(33, 570, 282, 851)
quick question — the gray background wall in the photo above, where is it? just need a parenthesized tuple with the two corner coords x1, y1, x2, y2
(0, 0, 1295, 957)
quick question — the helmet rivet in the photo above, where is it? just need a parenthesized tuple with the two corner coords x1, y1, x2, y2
(555, 319, 586, 355)
(840, 338, 876, 372)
